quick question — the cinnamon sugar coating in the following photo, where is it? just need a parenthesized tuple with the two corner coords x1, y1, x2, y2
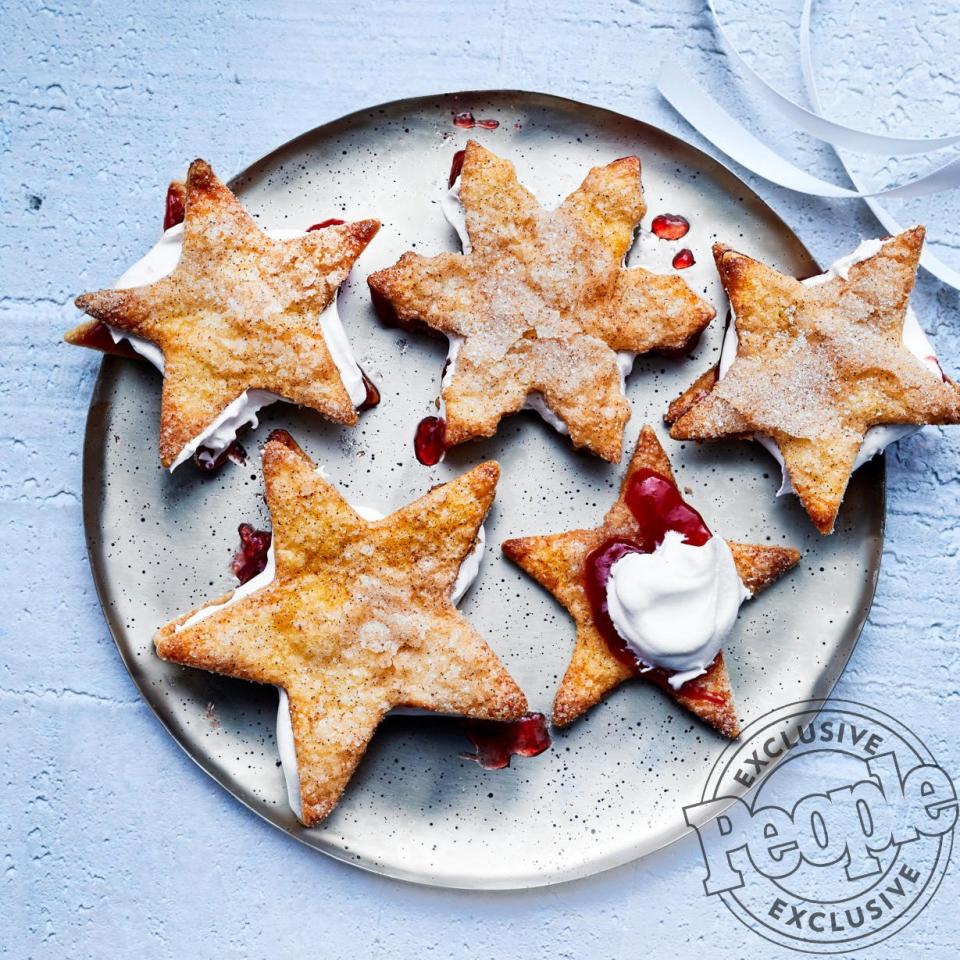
(156, 431, 527, 826)
(667, 228, 960, 533)
(67, 160, 380, 467)
(368, 141, 715, 462)
(502, 426, 799, 737)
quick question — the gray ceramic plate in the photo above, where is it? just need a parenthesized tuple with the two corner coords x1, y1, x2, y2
(82, 91, 883, 889)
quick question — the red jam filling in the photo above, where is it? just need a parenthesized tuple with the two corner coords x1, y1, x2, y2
(452, 112, 499, 130)
(358, 369, 381, 410)
(461, 712, 551, 769)
(163, 183, 186, 230)
(624, 469, 711, 548)
(672, 248, 695, 269)
(72, 321, 142, 359)
(448, 149, 466, 188)
(584, 538, 651, 672)
(584, 470, 718, 696)
(307, 218, 346, 230)
(231, 523, 272, 585)
(194, 441, 247, 473)
(414, 415, 446, 466)
(651, 213, 690, 241)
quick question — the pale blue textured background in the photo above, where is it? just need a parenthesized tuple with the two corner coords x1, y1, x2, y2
(3, 1, 959, 956)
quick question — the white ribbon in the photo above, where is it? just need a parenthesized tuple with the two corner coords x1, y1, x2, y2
(657, 0, 960, 287)
(797, 0, 960, 289)
(706, 0, 960, 155)
(658, 70, 960, 201)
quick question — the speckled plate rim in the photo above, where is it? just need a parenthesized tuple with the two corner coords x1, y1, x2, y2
(80, 89, 886, 890)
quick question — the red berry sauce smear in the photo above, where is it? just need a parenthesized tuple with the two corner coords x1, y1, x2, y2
(448, 148, 466, 187)
(71, 321, 142, 359)
(231, 523, 272, 585)
(672, 248, 695, 270)
(583, 469, 720, 697)
(163, 183, 186, 231)
(461, 712, 552, 770)
(651, 213, 690, 241)
(307, 218, 346, 231)
(193, 441, 247, 473)
(452, 111, 499, 130)
(358, 370, 381, 410)
(414, 415, 446, 466)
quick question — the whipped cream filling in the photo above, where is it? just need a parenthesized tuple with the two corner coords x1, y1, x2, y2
(177, 495, 486, 821)
(109, 222, 368, 471)
(606, 531, 751, 689)
(718, 236, 944, 496)
(440, 176, 637, 437)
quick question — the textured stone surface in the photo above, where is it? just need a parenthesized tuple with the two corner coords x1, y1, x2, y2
(3, 0, 958, 956)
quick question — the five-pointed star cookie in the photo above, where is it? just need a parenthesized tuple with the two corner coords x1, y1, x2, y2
(367, 140, 716, 462)
(155, 429, 527, 826)
(666, 227, 960, 533)
(66, 159, 380, 468)
(502, 426, 799, 737)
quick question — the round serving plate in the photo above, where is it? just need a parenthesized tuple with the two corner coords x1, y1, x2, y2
(82, 90, 884, 889)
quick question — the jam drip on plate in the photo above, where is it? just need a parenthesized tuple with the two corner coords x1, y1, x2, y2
(651, 213, 690, 240)
(452, 112, 499, 130)
(461, 712, 551, 770)
(194, 441, 247, 473)
(358, 369, 381, 410)
(672, 248, 695, 269)
(414, 415, 446, 465)
(583, 469, 718, 697)
(231, 523, 272, 585)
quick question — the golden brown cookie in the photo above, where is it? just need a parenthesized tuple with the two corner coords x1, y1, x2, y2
(368, 140, 715, 462)
(502, 426, 799, 737)
(155, 429, 527, 826)
(67, 160, 380, 468)
(667, 228, 960, 533)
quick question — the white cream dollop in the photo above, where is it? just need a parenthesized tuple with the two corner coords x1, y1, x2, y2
(606, 531, 750, 689)
(176, 495, 486, 821)
(717, 235, 944, 496)
(108, 222, 368, 471)
(440, 176, 637, 438)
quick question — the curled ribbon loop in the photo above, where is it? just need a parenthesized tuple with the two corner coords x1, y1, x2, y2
(798, 0, 960, 290)
(707, 0, 960, 156)
(658, 70, 960, 201)
(658, 0, 960, 289)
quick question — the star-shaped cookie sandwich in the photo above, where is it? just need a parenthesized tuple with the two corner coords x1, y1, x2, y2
(502, 426, 799, 737)
(666, 227, 960, 533)
(368, 140, 715, 462)
(155, 430, 527, 826)
(66, 160, 380, 468)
